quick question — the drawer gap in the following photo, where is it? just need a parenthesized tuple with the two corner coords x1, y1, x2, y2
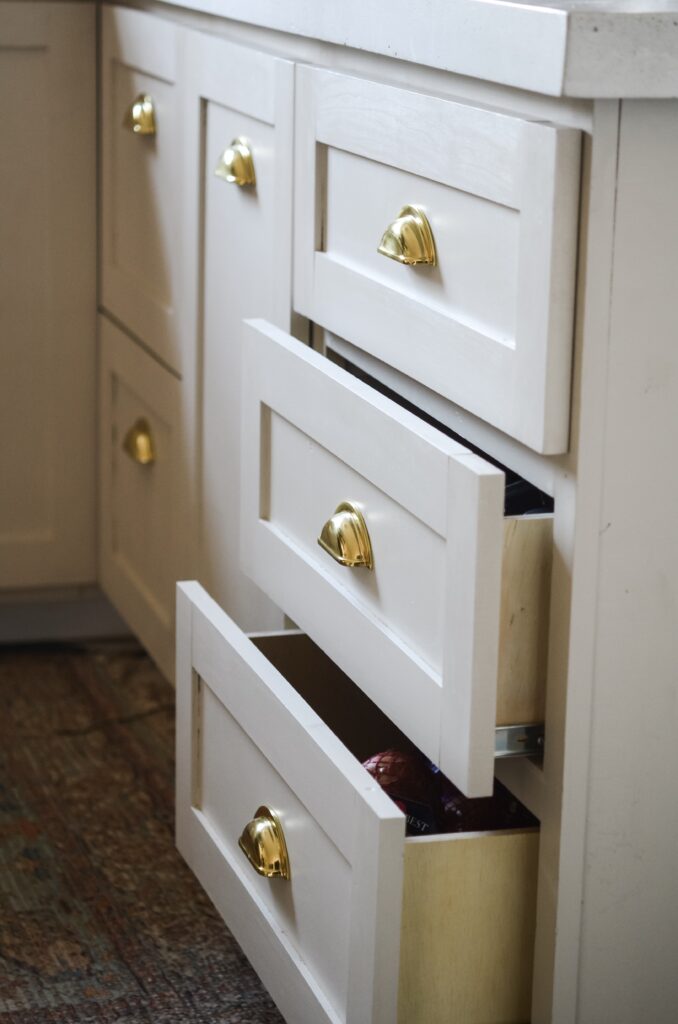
(251, 631, 539, 839)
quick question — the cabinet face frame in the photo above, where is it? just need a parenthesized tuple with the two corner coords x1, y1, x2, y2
(100, 5, 183, 374)
(179, 28, 294, 628)
(294, 65, 582, 454)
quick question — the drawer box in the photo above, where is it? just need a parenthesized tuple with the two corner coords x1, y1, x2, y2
(294, 67, 581, 454)
(176, 581, 539, 1024)
(99, 316, 183, 679)
(101, 6, 183, 373)
(241, 321, 553, 796)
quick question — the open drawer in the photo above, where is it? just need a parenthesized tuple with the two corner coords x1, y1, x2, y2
(176, 581, 539, 1024)
(240, 321, 553, 796)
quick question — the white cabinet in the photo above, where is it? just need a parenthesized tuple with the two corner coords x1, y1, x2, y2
(181, 29, 294, 628)
(0, 2, 96, 589)
(99, 316, 186, 680)
(294, 67, 581, 455)
(101, 6, 184, 374)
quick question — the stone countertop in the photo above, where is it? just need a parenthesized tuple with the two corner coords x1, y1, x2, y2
(146, 0, 678, 98)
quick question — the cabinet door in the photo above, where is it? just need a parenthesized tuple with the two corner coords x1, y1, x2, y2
(99, 317, 186, 681)
(181, 29, 294, 628)
(100, 6, 184, 374)
(0, 2, 96, 588)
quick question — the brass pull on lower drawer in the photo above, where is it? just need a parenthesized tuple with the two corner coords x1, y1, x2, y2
(238, 806, 290, 880)
(122, 418, 155, 465)
(317, 500, 374, 569)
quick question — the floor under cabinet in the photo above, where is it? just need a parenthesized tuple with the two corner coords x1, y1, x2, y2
(0, 641, 283, 1024)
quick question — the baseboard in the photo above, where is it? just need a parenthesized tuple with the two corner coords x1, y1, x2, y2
(0, 586, 131, 644)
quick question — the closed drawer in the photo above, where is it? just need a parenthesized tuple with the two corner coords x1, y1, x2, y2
(183, 27, 293, 628)
(241, 321, 552, 797)
(176, 581, 539, 1024)
(294, 67, 581, 454)
(99, 316, 183, 679)
(101, 6, 183, 373)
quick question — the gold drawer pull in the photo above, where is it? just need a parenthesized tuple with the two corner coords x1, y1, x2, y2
(122, 418, 155, 465)
(125, 93, 156, 136)
(318, 501, 374, 570)
(377, 204, 437, 266)
(238, 806, 290, 880)
(214, 136, 256, 187)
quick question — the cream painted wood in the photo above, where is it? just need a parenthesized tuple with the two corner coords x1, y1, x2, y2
(294, 66, 581, 454)
(569, 100, 678, 1024)
(0, 2, 96, 589)
(181, 29, 293, 629)
(176, 580, 539, 1024)
(101, 5, 184, 374)
(99, 316, 184, 680)
(240, 320, 552, 796)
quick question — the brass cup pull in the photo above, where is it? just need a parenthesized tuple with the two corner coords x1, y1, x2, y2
(123, 418, 155, 465)
(317, 501, 374, 570)
(377, 204, 437, 266)
(214, 136, 256, 187)
(125, 93, 156, 136)
(238, 806, 290, 880)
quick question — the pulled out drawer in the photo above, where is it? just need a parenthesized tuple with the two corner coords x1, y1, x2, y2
(240, 321, 553, 796)
(294, 66, 581, 454)
(176, 581, 539, 1024)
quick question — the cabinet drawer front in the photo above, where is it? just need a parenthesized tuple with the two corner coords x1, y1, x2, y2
(175, 582, 405, 1024)
(99, 316, 182, 679)
(294, 67, 581, 454)
(176, 581, 539, 1024)
(101, 6, 183, 373)
(241, 322, 551, 797)
(183, 28, 293, 628)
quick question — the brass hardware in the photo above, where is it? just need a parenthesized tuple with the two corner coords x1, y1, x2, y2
(238, 806, 290, 880)
(318, 500, 374, 570)
(377, 204, 437, 266)
(122, 418, 155, 465)
(214, 137, 256, 187)
(125, 93, 156, 136)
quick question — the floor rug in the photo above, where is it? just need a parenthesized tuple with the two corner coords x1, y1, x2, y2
(0, 641, 284, 1023)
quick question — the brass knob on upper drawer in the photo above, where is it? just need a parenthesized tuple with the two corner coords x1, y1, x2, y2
(125, 93, 156, 136)
(214, 137, 256, 186)
(238, 806, 290, 880)
(318, 501, 374, 570)
(377, 204, 437, 266)
(122, 418, 155, 465)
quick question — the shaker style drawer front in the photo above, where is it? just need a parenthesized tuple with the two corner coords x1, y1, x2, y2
(183, 28, 293, 629)
(101, 6, 183, 373)
(99, 316, 182, 680)
(294, 67, 581, 454)
(176, 581, 539, 1024)
(240, 321, 552, 797)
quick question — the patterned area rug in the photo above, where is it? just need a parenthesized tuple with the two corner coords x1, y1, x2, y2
(0, 642, 284, 1023)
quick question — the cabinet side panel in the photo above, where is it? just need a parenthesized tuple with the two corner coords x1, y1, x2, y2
(0, 3, 96, 587)
(576, 98, 678, 1024)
